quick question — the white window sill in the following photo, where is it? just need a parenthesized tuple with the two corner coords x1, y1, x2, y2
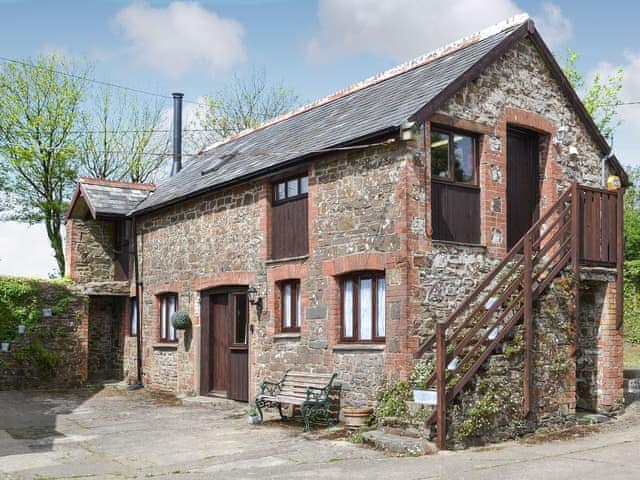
(332, 344, 385, 352)
(273, 333, 301, 340)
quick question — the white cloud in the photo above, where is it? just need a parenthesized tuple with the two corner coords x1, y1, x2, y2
(306, 0, 522, 62)
(114, 1, 246, 77)
(533, 2, 573, 48)
(0, 222, 58, 278)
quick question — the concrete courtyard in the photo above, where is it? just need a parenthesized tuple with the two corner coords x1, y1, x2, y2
(1, 385, 639, 480)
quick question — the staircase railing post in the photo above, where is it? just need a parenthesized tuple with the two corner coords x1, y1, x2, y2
(523, 232, 533, 416)
(616, 188, 624, 329)
(436, 319, 447, 450)
(571, 184, 580, 354)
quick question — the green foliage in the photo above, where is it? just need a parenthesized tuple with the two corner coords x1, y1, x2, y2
(453, 377, 519, 443)
(189, 68, 299, 150)
(0, 55, 87, 276)
(14, 336, 60, 376)
(561, 49, 623, 139)
(624, 260, 640, 344)
(247, 404, 259, 417)
(0, 277, 73, 343)
(624, 166, 640, 260)
(79, 86, 169, 183)
(171, 310, 192, 330)
(375, 378, 410, 422)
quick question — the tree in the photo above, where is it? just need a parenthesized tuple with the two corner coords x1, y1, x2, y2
(79, 86, 169, 183)
(189, 69, 299, 151)
(0, 55, 86, 276)
(561, 50, 624, 139)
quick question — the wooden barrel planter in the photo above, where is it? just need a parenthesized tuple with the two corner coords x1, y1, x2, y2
(342, 406, 374, 428)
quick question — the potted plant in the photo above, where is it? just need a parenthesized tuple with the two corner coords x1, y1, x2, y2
(171, 311, 192, 330)
(342, 402, 374, 428)
(247, 405, 262, 424)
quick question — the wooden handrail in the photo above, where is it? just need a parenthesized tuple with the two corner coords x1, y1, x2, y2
(415, 186, 575, 358)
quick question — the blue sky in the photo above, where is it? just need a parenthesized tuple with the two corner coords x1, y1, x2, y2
(1, 0, 639, 277)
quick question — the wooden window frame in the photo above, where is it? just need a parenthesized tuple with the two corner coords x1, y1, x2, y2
(271, 173, 309, 259)
(231, 292, 249, 348)
(430, 126, 479, 189)
(279, 279, 301, 333)
(340, 272, 385, 343)
(158, 293, 178, 343)
(273, 174, 309, 204)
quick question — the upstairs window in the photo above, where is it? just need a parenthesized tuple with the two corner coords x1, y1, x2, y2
(280, 280, 301, 332)
(341, 272, 385, 343)
(271, 174, 309, 259)
(431, 129, 477, 185)
(430, 127, 480, 244)
(158, 293, 178, 342)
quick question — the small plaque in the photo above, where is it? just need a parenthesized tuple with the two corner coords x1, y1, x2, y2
(42, 308, 53, 317)
(413, 389, 437, 405)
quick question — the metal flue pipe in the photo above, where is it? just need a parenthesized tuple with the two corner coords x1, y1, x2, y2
(170, 92, 184, 176)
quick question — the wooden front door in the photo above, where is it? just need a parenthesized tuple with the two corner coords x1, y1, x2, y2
(204, 290, 249, 401)
(507, 127, 539, 250)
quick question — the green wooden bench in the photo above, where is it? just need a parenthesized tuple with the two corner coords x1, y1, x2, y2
(255, 370, 338, 431)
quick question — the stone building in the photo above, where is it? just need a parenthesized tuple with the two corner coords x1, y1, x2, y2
(66, 15, 627, 443)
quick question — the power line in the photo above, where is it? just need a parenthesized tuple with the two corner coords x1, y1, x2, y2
(0, 55, 207, 107)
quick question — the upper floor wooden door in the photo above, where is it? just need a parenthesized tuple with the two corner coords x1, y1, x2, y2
(507, 127, 540, 250)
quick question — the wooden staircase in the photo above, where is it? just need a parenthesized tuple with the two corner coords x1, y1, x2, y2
(414, 183, 623, 449)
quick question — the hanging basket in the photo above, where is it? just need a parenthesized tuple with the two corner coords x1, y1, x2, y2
(171, 311, 192, 330)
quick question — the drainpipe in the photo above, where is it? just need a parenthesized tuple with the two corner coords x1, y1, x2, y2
(170, 92, 184, 176)
(601, 150, 614, 187)
(128, 214, 144, 390)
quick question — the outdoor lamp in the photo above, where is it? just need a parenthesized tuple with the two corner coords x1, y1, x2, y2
(247, 287, 263, 319)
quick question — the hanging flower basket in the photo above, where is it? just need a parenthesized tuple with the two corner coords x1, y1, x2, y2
(171, 311, 192, 330)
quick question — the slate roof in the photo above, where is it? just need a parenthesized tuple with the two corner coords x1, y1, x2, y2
(66, 178, 155, 220)
(134, 16, 529, 214)
(132, 13, 624, 215)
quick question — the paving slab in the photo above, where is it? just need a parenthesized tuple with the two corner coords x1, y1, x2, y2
(1, 386, 639, 479)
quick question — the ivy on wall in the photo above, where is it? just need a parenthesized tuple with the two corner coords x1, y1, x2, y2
(0, 277, 73, 343)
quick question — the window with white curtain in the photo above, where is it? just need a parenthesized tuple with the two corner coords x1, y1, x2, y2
(158, 293, 178, 342)
(341, 272, 385, 342)
(280, 279, 301, 332)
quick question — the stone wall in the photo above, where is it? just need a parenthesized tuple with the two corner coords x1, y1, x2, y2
(0, 280, 89, 390)
(66, 219, 117, 283)
(577, 276, 624, 411)
(137, 181, 267, 393)
(122, 33, 623, 421)
(87, 296, 125, 381)
(446, 274, 575, 448)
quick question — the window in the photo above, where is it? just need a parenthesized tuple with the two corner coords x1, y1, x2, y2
(431, 129, 477, 185)
(430, 126, 481, 244)
(280, 280, 301, 332)
(341, 272, 385, 342)
(274, 175, 308, 202)
(271, 174, 309, 259)
(233, 293, 248, 345)
(158, 293, 178, 342)
(130, 297, 138, 336)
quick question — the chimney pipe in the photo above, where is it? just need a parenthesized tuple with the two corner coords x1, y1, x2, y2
(171, 92, 183, 176)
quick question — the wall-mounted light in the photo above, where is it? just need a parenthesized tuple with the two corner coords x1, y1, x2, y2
(568, 145, 579, 158)
(400, 121, 418, 141)
(247, 287, 263, 320)
(552, 125, 570, 145)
